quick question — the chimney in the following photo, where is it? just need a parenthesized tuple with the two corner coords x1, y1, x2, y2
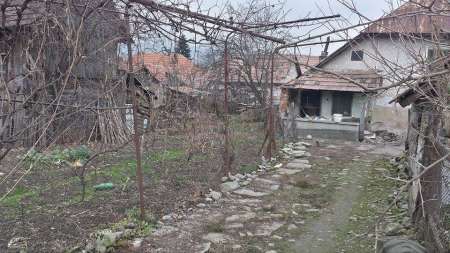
(320, 37, 331, 61)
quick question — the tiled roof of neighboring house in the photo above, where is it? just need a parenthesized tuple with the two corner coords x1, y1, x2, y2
(132, 53, 201, 85)
(363, 0, 450, 34)
(284, 69, 382, 93)
(228, 54, 320, 85)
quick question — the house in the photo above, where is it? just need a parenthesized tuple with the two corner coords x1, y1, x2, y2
(131, 52, 206, 108)
(206, 54, 320, 109)
(0, 0, 127, 146)
(281, 69, 382, 140)
(306, 0, 450, 136)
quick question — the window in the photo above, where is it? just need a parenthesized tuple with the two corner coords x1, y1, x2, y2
(427, 48, 450, 61)
(351, 50, 364, 61)
(0, 53, 7, 77)
(332, 91, 353, 117)
(300, 90, 321, 117)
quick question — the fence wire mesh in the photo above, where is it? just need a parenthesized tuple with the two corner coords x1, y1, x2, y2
(439, 161, 450, 248)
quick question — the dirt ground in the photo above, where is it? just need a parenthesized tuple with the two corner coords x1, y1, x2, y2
(0, 112, 413, 253)
(0, 115, 266, 252)
(140, 139, 407, 253)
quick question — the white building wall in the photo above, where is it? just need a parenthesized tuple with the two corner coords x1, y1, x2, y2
(351, 93, 366, 118)
(322, 37, 429, 76)
(320, 36, 436, 133)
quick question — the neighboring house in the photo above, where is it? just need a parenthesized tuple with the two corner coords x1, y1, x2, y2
(281, 70, 382, 140)
(131, 53, 205, 108)
(0, 0, 126, 146)
(307, 0, 450, 135)
(207, 54, 320, 108)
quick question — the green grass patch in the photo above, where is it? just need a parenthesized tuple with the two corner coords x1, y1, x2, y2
(205, 221, 225, 233)
(147, 148, 184, 163)
(110, 207, 156, 238)
(0, 186, 38, 207)
(239, 164, 258, 174)
(334, 159, 402, 252)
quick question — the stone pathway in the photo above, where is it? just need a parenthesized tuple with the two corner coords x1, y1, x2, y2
(142, 140, 401, 253)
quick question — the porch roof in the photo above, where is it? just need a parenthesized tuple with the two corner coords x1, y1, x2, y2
(283, 69, 382, 93)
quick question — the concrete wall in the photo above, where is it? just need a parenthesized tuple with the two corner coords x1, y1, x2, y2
(320, 91, 333, 119)
(283, 118, 360, 140)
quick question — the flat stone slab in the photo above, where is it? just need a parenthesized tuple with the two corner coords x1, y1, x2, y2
(296, 141, 312, 147)
(285, 163, 312, 170)
(255, 222, 284, 236)
(291, 159, 310, 164)
(202, 233, 232, 244)
(231, 198, 263, 204)
(233, 188, 270, 198)
(291, 151, 311, 158)
(270, 185, 280, 191)
(253, 178, 278, 185)
(292, 145, 306, 151)
(221, 181, 240, 192)
(196, 242, 211, 253)
(225, 223, 244, 230)
(277, 168, 302, 175)
(153, 225, 179, 236)
(225, 212, 256, 223)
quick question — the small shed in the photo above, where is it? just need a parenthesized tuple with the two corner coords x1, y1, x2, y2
(390, 76, 450, 252)
(280, 69, 382, 140)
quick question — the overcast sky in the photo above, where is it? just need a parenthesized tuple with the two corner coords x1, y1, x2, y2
(234, 0, 398, 54)
(161, 0, 403, 60)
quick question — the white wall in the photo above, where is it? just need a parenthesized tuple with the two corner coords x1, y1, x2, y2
(321, 36, 430, 76)
(320, 36, 437, 132)
(351, 93, 366, 118)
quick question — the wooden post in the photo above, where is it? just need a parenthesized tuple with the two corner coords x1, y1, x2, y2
(126, 3, 146, 221)
(266, 53, 277, 159)
(222, 32, 232, 175)
(289, 101, 296, 141)
(410, 104, 446, 252)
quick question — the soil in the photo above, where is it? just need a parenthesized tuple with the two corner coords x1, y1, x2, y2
(0, 115, 266, 252)
(0, 114, 409, 253)
(139, 140, 406, 253)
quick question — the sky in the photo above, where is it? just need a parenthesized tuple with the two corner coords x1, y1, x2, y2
(229, 0, 397, 54)
(231, 0, 399, 51)
(145, 0, 402, 60)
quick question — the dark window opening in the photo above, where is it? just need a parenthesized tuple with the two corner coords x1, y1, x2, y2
(332, 91, 352, 117)
(0, 53, 7, 78)
(300, 90, 321, 117)
(427, 48, 450, 61)
(351, 50, 364, 61)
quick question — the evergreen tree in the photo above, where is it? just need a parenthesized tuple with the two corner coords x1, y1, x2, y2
(175, 34, 191, 59)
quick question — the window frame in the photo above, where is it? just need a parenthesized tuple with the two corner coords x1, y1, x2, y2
(351, 50, 364, 61)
